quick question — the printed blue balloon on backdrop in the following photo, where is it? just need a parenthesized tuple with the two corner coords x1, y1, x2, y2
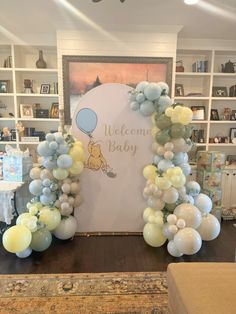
(76, 108, 98, 136)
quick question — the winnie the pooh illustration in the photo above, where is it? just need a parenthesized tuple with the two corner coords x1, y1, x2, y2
(86, 140, 116, 178)
(86, 140, 108, 171)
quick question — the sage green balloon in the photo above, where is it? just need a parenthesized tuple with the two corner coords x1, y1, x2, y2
(155, 114, 172, 130)
(155, 129, 171, 145)
(170, 123, 186, 138)
(30, 228, 52, 252)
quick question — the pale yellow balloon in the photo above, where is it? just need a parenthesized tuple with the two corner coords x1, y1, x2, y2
(53, 168, 69, 180)
(3, 225, 32, 253)
(173, 167, 183, 175)
(170, 174, 186, 188)
(39, 207, 61, 231)
(155, 176, 171, 190)
(69, 161, 84, 175)
(151, 127, 159, 139)
(151, 113, 157, 125)
(16, 213, 32, 225)
(73, 140, 83, 147)
(143, 165, 157, 181)
(69, 146, 86, 162)
(165, 107, 173, 117)
(143, 207, 156, 223)
(143, 223, 167, 247)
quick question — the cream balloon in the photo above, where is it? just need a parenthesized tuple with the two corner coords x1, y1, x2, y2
(143, 207, 156, 223)
(53, 168, 69, 180)
(30, 167, 41, 180)
(174, 228, 202, 255)
(162, 223, 174, 241)
(174, 203, 202, 229)
(197, 214, 220, 241)
(53, 216, 77, 240)
(162, 187, 179, 204)
(143, 223, 167, 247)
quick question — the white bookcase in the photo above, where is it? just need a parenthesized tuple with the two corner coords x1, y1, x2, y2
(175, 49, 236, 161)
(0, 44, 59, 157)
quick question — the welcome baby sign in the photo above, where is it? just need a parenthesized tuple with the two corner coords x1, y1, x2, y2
(72, 83, 152, 232)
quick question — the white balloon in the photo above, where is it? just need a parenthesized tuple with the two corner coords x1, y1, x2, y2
(164, 151, 174, 160)
(53, 216, 77, 240)
(176, 219, 186, 229)
(167, 240, 183, 257)
(162, 187, 179, 204)
(194, 193, 212, 214)
(30, 167, 41, 180)
(40, 169, 53, 181)
(167, 214, 177, 225)
(16, 247, 32, 258)
(162, 223, 174, 241)
(174, 203, 202, 229)
(70, 182, 80, 194)
(164, 142, 174, 151)
(197, 214, 220, 241)
(68, 196, 75, 206)
(156, 146, 165, 156)
(168, 224, 178, 234)
(174, 228, 202, 255)
(59, 194, 68, 203)
(61, 183, 71, 194)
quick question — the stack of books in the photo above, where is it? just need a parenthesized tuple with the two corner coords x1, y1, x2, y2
(192, 60, 208, 72)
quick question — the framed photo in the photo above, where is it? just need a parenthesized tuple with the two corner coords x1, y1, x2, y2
(229, 128, 236, 143)
(230, 110, 236, 120)
(50, 102, 59, 118)
(175, 83, 184, 96)
(40, 84, 50, 94)
(191, 106, 205, 120)
(0, 80, 10, 93)
(20, 104, 34, 118)
(63, 56, 173, 125)
(212, 86, 228, 97)
(210, 109, 219, 120)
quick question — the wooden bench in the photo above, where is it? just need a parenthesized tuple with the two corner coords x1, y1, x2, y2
(167, 262, 236, 314)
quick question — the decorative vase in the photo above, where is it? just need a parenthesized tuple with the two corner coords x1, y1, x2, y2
(36, 50, 47, 69)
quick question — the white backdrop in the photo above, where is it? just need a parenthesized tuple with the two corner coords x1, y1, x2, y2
(72, 83, 153, 232)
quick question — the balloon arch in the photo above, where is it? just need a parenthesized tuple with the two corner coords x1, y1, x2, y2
(129, 81, 220, 257)
(2, 81, 220, 258)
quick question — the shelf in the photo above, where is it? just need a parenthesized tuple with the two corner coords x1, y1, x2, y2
(16, 93, 59, 97)
(0, 118, 15, 121)
(17, 118, 60, 122)
(210, 121, 236, 124)
(195, 143, 207, 146)
(174, 96, 209, 100)
(0, 68, 13, 72)
(208, 143, 236, 147)
(176, 72, 210, 76)
(191, 120, 208, 124)
(211, 97, 236, 101)
(14, 68, 58, 73)
(213, 73, 236, 77)
(19, 141, 41, 145)
(0, 141, 17, 144)
(0, 93, 14, 97)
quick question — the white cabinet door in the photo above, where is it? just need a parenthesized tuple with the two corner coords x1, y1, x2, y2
(221, 170, 231, 209)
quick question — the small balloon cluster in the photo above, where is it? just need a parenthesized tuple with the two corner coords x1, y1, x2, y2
(2, 132, 85, 258)
(130, 81, 221, 257)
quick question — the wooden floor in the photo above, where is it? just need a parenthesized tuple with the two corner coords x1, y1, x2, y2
(0, 221, 235, 274)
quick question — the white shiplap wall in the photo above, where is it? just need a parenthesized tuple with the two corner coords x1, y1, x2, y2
(57, 30, 179, 111)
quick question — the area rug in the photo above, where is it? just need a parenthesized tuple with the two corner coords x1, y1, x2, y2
(0, 272, 168, 314)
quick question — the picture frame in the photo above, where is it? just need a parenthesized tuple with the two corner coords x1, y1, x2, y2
(63, 55, 173, 125)
(50, 102, 59, 118)
(210, 109, 219, 120)
(230, 110, 236, 120)
(191, 106, 205, 120)
(20, 104, 34, 118)
(0, 80, 10, 93)
(40, 84, 50, 94)
(212, 86, 228, 97)
(175, 83, 184, 96)
(229, 128, 236, 143)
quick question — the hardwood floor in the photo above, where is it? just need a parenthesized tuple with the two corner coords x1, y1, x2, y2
(0, 221, 235, 274)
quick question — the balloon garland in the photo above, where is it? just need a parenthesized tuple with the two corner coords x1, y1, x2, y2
(129, 81, 221, 257)
(2, 132, 85, 258)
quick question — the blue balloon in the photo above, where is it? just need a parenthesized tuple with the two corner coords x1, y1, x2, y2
(76, 108, 97, 136)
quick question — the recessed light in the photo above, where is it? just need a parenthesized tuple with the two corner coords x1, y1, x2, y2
(184, 0, 199, 5)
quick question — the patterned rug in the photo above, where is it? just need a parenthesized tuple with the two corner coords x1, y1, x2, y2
(0, 272, 168, 314)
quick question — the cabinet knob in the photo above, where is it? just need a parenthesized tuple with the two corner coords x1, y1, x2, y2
(226, 173, 230, 176)
(233, 173, 236, 176)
